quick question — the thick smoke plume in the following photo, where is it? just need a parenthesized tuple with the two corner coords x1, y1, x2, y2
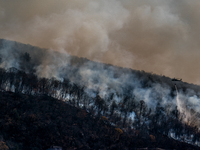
(1, 0, 200, 83)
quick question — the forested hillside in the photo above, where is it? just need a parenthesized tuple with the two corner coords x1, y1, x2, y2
(0, 90, 199, 150)
(1, 39, 200, 149)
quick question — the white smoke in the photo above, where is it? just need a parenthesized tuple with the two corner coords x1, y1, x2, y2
(174, 84, 200, 126)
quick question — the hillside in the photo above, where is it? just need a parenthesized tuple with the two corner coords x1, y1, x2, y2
(0, 90, 199, 150)
(1, 39, 200, 149)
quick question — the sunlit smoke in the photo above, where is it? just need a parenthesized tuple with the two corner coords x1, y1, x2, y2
(175, 85, 183, 114)
(175, 84, 200, 126)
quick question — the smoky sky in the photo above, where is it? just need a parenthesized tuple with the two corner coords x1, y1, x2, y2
(1, 0, 200, 84)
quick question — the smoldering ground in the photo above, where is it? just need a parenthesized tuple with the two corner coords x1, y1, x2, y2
(1, 0, 200, 84)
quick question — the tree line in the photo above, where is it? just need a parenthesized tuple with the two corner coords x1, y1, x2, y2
(0, 66, 200, 145)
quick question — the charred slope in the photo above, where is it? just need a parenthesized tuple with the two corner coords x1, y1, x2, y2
(0, 91, 199, 150)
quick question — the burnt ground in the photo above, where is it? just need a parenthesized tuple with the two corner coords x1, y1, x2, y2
(0, 91, 199, 150)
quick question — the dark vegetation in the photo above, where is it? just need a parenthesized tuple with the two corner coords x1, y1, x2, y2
(0, 90, 200, 150)
(0, 39, 200, 149)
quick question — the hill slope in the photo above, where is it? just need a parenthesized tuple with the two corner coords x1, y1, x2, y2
(1, 39, 200, 148)
(0, 91, 199, 150)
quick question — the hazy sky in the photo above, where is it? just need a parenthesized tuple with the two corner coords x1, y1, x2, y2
(1, 0, 200, 84)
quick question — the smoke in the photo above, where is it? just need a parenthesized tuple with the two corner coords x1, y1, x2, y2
(175, 85, 182, 113)
(0, 0, 200, 83)
(174, 84, 200, 126)
(0, 39, 71, 79)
